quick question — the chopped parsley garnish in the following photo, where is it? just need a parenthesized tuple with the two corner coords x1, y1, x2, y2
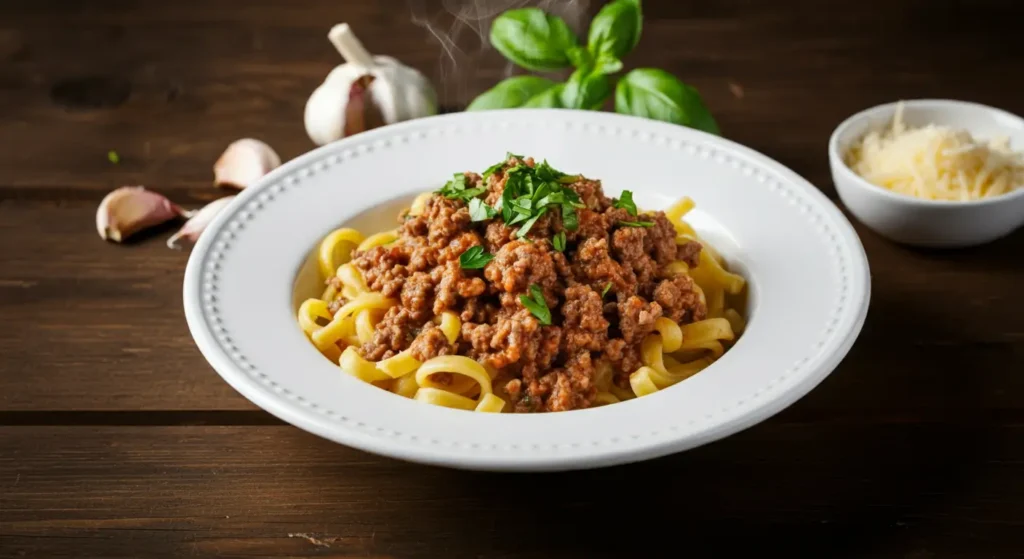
(468, 198, 497, 222)
(601, 282, 612, 298)
(437, 173, 486, 202)
(552, 231, 566, 252)
(519, 284, 552, 325)
(458, 246, 493, 269)
(535, 159, 565, 182)
(619, 220, 654, 227)
(107, 150, 120, 164)
(613, 190, 637, 216)
(516, 206, 548, 239)
(486, 157, 585, 239)
(482, 161, 505, 179)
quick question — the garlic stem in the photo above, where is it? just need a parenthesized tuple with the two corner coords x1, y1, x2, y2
(328, 23, 375, 68)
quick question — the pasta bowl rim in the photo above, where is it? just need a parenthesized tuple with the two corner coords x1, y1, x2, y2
(183, 108, 871, 471)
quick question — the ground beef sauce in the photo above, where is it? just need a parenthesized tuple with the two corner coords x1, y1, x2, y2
(349, 155, 707, 412)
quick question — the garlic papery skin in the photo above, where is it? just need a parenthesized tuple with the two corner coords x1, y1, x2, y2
(304, 23, 438, 146)
(166, 196, 237, 250)
(96, 186, 187, 243)
(214, 138, 281, 189)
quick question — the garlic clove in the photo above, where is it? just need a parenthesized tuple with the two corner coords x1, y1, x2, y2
(96, 186, 187, 243)
(166, 196, 237, 250)
(213, 138, 281, 190)
(303, 24, 438, 146)
(344, 74, 386, 137)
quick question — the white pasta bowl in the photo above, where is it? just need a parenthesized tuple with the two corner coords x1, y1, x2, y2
(829, 99, 1024, 248)
(184, 109, 870, 471)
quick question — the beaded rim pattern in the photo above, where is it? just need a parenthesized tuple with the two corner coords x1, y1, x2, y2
(184, 109, 871, 470)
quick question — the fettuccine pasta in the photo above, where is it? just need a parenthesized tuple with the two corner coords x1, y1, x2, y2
(297, 154, 747, 413)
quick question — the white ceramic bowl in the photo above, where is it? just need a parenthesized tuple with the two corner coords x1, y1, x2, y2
(184, 109, 871, 471)
(829, 99, 1024, 248)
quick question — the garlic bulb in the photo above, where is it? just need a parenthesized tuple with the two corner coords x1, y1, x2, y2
(96, 186, 188, 243)
(214, 138, 281, 189)
(304, 23, 437, 146)
(167, 196, 237, 249)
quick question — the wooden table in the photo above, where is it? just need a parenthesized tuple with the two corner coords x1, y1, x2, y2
(3, 1, 1023, 557)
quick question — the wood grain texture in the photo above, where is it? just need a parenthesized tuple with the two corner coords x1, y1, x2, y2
(3, 425, 1024, 558)
(2, 0, 1024, 556)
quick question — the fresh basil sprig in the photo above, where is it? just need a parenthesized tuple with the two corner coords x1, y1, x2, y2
(615, 68, 720, 135)
(489, 8, 578, 72)
(467, 76, 559, 111)
(468, 0, 719, 135)
(587, 0, 641, 63)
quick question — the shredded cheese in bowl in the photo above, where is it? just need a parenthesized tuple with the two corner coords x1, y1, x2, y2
(844, 102, 1024, 201)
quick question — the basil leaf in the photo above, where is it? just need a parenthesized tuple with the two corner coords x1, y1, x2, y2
(489, 8, 578, 72)
(520, 284, 552, 325)
(459, 246, 494, 269)
(469, 198, 497, 221)
(521, 85, 566, 108)
(467, 76, 560, 111)
(587, 0, 642, 61)
(601, 282, 613, 298)
(615, 68, 720, 134)
(566, 46, 592, 69)
(560, 67, 612, 110)
(613, 190, 637, 216)
(552, 231, 566, 252)
(619, 220, 654, 227)
(592, 55, 624, 75)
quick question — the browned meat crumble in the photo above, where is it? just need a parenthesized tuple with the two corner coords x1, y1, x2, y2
(343, 155, 707, 412)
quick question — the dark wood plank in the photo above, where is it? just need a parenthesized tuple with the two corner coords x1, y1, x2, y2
(0, 200, 254, 411)
(3, 0, 1024, 195)
(3, 424, 1024, 558)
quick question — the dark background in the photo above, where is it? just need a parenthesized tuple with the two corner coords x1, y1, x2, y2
(2, 1, 1023, 557)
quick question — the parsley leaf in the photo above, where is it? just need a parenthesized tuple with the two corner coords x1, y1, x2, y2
(601, 282, 612, 298)
(613, 190, 637, 216)
(484, 154, 585, 235)
(552, 231, 566, 252)
(516, 206, 548, 238)
(519, 284, 552, 325)
(436, 172, 486, 202)
(562, 204, 579, 231)
(535, 159, 565, 182)
(619, 220, 654, 227)
(468, 198, 497, 221)
(459, 246, 494, 269)
(107, 150, 120, 164)
(482, 160, 506, 179)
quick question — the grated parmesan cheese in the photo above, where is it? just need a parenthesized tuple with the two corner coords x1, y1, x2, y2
(844, 102, 1024, 201)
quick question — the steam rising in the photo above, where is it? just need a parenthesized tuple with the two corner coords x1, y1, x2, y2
(407, 0, 592, 107)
